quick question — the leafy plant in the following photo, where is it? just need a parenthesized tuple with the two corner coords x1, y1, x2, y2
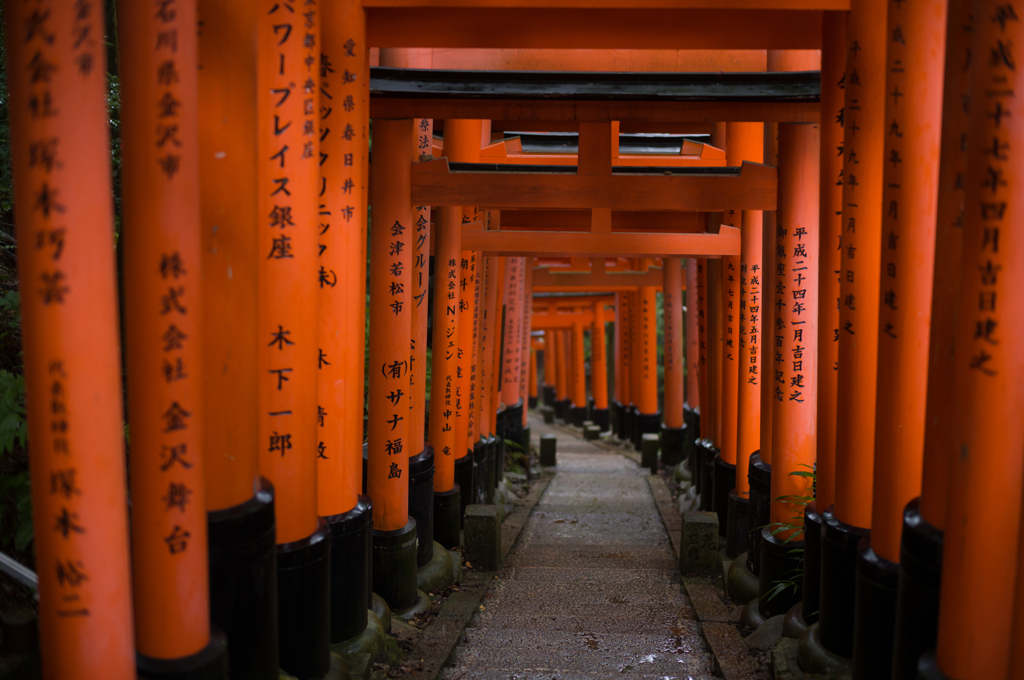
(763, 464, 815, 603)
(0, 369, 26, 454)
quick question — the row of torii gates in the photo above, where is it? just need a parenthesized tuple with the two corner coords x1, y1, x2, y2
(6, 0, 1023, 679)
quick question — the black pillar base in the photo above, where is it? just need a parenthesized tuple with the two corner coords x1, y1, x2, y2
(208, 478, 278, 680)
(625, 403, 636, 443)
(137, 630, 228, 680)
(372, 518, 418, 612)
(661, 425, 687, 467)
(591, 407, 610, 432)
(520, 424, 531, 466)
(610, 400, 621, 436)
(851, 539, 899, 680)
(278, 518, 331, 680)
(542, 385, 556, 407)
(408, 449, 435, 567)
(634, 410, 661, 451)
(746, 452, 771, 577)
(495, 404, 507, 489)
(433, 485, 461, 550)
(472, 439, 489, 505)
(699, 443, 718, 512)
(554, 398, 567, 421)
(569, 403, 587, 427)
(558, 398, 572, 423)
(683, 405, 700, 445)
(892, 499, 943, 680)
(505, 400, 524, 446)
(802, 502, 823, 626)
(692, 439, 705, 496)
(725, 490, 749, 559)
(528, 395, 538, 409)
(819, 506, 870, 659)
(758, 527, 803, 619)
(454, 452, 476, 529)
(916, 650, 950, 680)
(713, 454, 735, 537)
(325, 495, 372, 643)
(485, 435, 498, 503)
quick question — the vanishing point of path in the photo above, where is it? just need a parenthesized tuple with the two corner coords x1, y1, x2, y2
(442, 417, 717, 680)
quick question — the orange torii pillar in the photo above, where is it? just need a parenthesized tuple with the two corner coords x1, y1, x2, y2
(798, 11, 847, 642)
(119, 0, 227, 675)
(810, 0, 888, 663)
(891, 1, 972, 676)
(542, 328, 557, 407)
(628, 289, 644, 445)
(926, 5, 1024, 678)
(196, 1, 277, 676)
(7, 2, 135, 676)
(478, 251, 501, 504)
(468, 241, 487, 506)
(662, 259, 687, 466)
(321, 0, 375, 648)
(591, 300, 610, 432)
(517, 262, 534, 453)
(693, 261, 710, 499)
(489, 255, 507, 483)
(570, 320, 588, 426)
(381, 48, 438, 573)
(632, 287, 661, 451)
(367, 119, 419, 613)
(612, 291, 631, 440)
(718, 123, 764, 553)
(528, 341, 539, 409)
(428, 206, 462, 549)
(847, 1, 947, 676)
(684, 260, 701, 458)
(502, 258, 526, 446)
(444, 121, 482, 526)
(553, 327, 568, 421)
(758, 122, 820, 623)
(257, 4, 332, 676)
(699, 258, 723, 510)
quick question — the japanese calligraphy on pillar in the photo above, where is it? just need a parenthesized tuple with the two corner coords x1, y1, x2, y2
(502, 257, 521, 392)
(740, 241, 761, 386)
(723, 258, 740, 363)
(9, 0, 135, 673)
(964, 3, 1018, 381)
(259, 0, 320, 544)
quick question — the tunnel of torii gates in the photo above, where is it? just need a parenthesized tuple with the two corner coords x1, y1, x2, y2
(5, 0, 1024, 679)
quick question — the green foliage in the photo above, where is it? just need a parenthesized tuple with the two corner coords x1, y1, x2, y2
(763, 464, 815, 604)
(0, 370, 26, 455)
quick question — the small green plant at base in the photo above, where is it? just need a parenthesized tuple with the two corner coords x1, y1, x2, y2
(763, 464, 815, 604)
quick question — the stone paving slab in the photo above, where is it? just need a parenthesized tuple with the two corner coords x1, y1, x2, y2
(443, 420, 716, 680)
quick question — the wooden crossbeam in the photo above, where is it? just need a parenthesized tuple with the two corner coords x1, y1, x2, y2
(365, 7, 843, 50)
(532, 313, 597, 329)
(413, 160, 776, 211)
(461, 225, 739, 258)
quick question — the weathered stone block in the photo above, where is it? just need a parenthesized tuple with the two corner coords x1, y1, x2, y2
(540, 434, 557, 466)
(464, 505, 501, 570)
(540, 406, 555, 424)
(584, 425, 601, 440)
(680, 510, 720, 576)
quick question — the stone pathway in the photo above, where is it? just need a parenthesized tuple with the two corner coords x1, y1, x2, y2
(442, 417, 716, 680)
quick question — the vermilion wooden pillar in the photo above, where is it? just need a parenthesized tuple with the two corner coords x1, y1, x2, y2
(443, 120, 482, 519)
(633, 287, 660, 450)
(590, 300, 610, 431)
(380, 48, 436, 570)
(119, 0, 225, 674)
(528, 343, 539, 407)
(478, 251, 500, 502)
(686, 260, 701, 416)
(428, 207, 461, 548)
(257, 4, 330, 675)
(850, 1, 947, 676)
(571, 320, 587, 424)
(932, 3, 1024, 678)
(196, 0, 277, 675)
(613, 291, 631, 439)
(321, 0, 375, 647)
(554, 327, 567, 417)
(518, 262, 534, 451)
(6, 2, 135, 676)
(662, 259, 686, 467)
(816, 10, 847, 519)
(891, 2, 971, 677)
(467, 246, 484, 501)
(367, 119, 417, 611)
(814, 0, 888, 663)
(760, 123, 820, 621)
